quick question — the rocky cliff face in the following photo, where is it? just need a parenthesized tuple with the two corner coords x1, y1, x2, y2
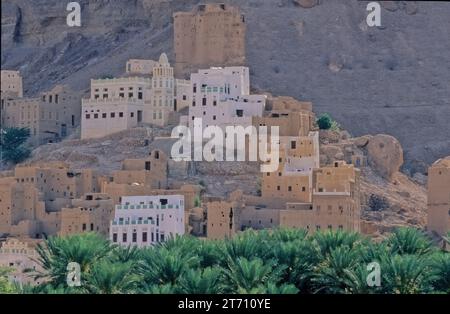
(2, 0, 450, 174)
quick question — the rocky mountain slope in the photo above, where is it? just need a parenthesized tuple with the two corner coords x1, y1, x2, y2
(2, 0, 450, 174)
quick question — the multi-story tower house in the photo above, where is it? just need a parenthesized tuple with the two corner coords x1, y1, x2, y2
(427, 157, 450, 237)
(173, 3, 246, 77)
(81, 76, 150, 139)
(1, 85, 80, 145)
(187, 66, 266, 130)
(110, 195, 185, 247)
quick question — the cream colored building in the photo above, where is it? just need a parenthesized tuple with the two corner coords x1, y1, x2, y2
(0, 237, 44, 285)
(59, 193, 114, 237)
(1, 70, 23, 98)
(81, 77, 150, 139)
(126, 59, 158, 75)
(175, 79, 190, 112)
(0, 162, 100, 238)
(173, 3, 246, 77)
(1, 85, 81, 145)
(144, 53, 175, 126)
(427, 157, 450, 237)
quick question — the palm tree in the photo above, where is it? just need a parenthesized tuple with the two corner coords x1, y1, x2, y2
(311, 246, 363, 294)
(84, 260, 140, 294)
(33, 233, 113, 286)
(138, 247, 199, 287)
(269, 228, 308, 243)
(219, 230, 270, 265)
(264, 282, 299, 294)
(427, 252, 450, 293)
(271, 239, 318, 293)
(222, 257, 285, 293)
(379, 254, 431, 294)
(178, 267, 226, 294)
(386, 227, 434, 256)
(313, 230, 366, 258)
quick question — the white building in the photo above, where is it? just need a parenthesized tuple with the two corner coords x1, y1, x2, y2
(110, 195, 185, 247)
(187, 66, 266, 130)
(144, 53, 175, 126)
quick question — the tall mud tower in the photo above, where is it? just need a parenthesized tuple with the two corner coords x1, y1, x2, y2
(173, 3, 246, 78)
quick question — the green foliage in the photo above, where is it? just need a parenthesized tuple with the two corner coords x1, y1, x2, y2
(0, 267, 17, 294)
(194, 195, 201, 207)
(316, 113, 340, 131)
(0, 127, 31, 164)
(27, 227, 448, 294)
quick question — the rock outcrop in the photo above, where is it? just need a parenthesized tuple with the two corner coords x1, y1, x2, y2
(366, 134, 404, 181)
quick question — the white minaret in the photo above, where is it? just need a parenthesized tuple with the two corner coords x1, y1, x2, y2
(145, 53, 175, 126)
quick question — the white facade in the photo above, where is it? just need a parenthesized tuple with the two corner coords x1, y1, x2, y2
(110, 195, 185, 247)
(187, 66, 265, 130)
(144, 53, 175, 126)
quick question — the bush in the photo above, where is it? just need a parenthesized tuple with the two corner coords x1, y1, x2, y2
(0, 127, 31, 164)
(317, 113, 341, 131)
(368, 194, 389, 211)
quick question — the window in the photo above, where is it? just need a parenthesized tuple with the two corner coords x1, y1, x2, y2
(110, 112, 115, 118)
(119, 93, 124, 98)
(90, 223, 94, 231)
(94, 114, 98, 119)
(119, 112, 124, 118)
(82, 223, 86, 231)
(288, 186, 292, 191)
(236, 109, 243, 117)
(145, 161, 151, 170)
(132, 232, 137, 243)
(328, 225, 332, 230)
(213, 115, 216, 120)
(202, 98, 207, 106)
(112, 233, 117, 243)
(138, 92, 143, 99)
(193, 84, 197, 93)
(291, 141, 296, 149)
(122, 233, 127, 242)
(302, 186, 306, 192)
(142, 232, 147, 242)
(277, 186, 280, 191)
(131, 112, 134, 118)
(128, 93, 133, 98)
(182, 95, 187, 100)
(85, 114, 90, 119)
(192, 100, 196, 107)
(102, 113, 107, 118)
